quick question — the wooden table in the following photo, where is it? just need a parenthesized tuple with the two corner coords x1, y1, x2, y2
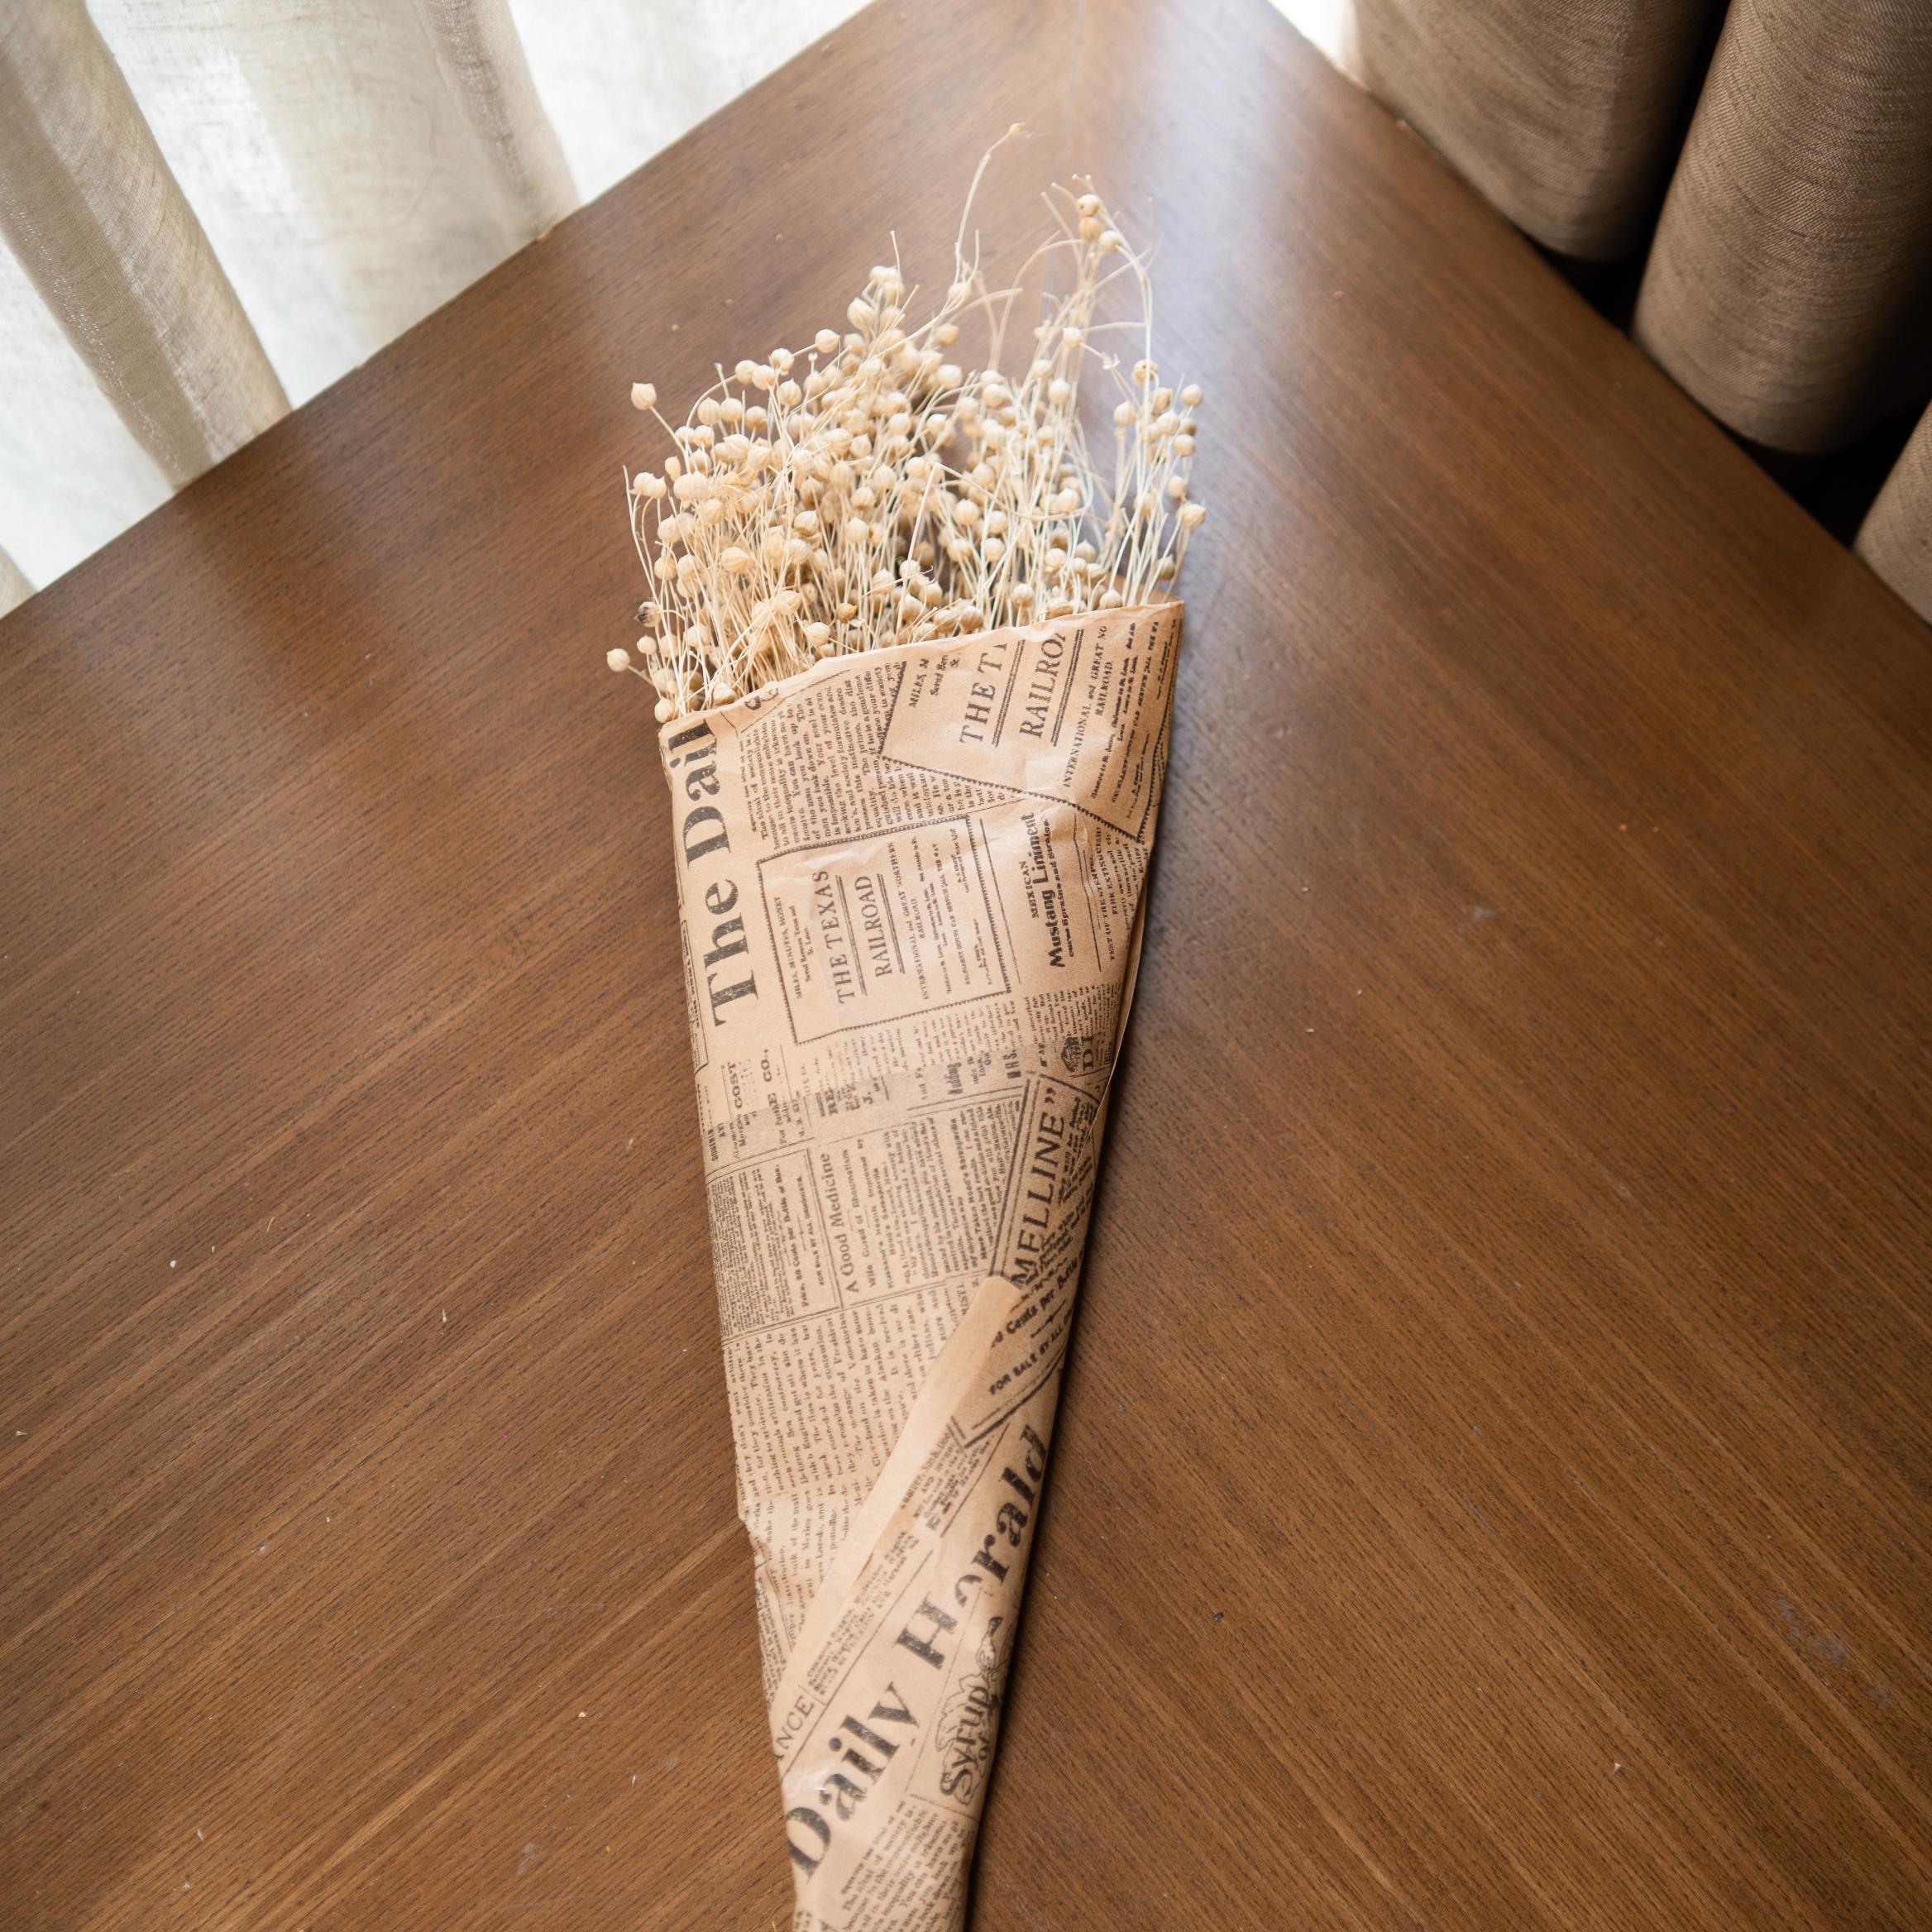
(5, 1, 1930, 1925)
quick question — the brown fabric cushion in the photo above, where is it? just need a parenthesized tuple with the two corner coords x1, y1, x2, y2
(1857, 405, 1932, 622)
(1633, 0, 1932, 454)
(1351, 0, 1720, 261)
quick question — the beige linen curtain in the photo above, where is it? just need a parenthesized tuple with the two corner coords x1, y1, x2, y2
(1343, 0, 1932, 620)
(1350, 0, 1721, 260)
(0, 0, 861, 611)
(0, 3, 288, 488)
(0, 547, 31, 617)
(1857, 404, 1932, 621)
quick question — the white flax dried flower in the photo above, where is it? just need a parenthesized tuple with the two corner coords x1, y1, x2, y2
(614, 174, 1207, 716)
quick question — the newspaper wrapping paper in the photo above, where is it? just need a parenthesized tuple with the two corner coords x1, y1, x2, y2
(658, 600, 1181, 1929)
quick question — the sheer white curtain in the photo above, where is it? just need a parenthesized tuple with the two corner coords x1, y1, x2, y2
(0, 0, 861, 613)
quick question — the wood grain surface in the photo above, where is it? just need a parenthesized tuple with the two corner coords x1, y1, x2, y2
(4, 1, 1930, 1926)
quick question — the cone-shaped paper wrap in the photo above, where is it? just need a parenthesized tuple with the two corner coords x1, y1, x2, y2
(659, 600, 1180, 1928)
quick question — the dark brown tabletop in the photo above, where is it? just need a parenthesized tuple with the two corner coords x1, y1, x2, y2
(4, 2, 1930, 1926)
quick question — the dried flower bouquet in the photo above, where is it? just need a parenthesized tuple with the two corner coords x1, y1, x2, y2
(611, 156, 1203, 1929)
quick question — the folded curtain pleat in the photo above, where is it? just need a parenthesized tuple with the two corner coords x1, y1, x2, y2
(0, 0, 287, 487)
(419, 0, 577, 240)
(0, 543, 30, 619)
(1857, 405, 1932, 624)
(1349, 0, 1721, 262)
(1633, 0, 1932, 455)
